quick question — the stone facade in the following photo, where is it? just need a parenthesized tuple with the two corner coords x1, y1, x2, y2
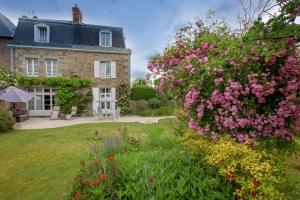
(13, 47, 130, 88)
(0, 37, 12, 69)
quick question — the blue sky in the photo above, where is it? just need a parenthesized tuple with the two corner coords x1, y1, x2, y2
(0, 0, 242, 75)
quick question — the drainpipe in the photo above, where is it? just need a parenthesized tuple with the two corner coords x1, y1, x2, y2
(10, 46, 15, 73)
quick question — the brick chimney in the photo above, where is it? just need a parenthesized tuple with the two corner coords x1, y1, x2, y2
(72, 4, 82, 24)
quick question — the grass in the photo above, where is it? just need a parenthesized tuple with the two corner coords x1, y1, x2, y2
(0, 119, 174, 200)
(137, 106, 175, 117)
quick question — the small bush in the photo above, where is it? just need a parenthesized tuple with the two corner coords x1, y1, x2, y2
(148, 98, 162, 109)
(182, 129, 285, 199)
(130, 85, 156, 101)
(0, 109, 15, 133)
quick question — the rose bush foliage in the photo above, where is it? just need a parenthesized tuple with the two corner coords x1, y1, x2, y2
(148, 2, 300, 142)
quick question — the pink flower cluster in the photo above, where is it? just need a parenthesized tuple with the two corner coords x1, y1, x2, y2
(148, 33, 300, 142)
(248, 73, 276, 103)
(184, 87, 199, 108)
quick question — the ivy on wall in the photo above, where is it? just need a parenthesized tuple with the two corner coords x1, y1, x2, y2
(117, 80, 131, 114)
(17, 76, 93, 114)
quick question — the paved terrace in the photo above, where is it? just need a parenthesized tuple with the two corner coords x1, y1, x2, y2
(14, 116, 175, 130)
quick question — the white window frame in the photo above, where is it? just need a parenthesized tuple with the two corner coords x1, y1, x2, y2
(100, 61, 111, 78)
(34, 23, 50, 43)
(46, 59, 58, 77)
(26, 58, 39, 76)
(100, 88, 111, 100)
(27, 88, 56, 111)
(99, 30, 112, 47)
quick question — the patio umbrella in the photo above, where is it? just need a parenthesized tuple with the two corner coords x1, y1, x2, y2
(0, 86, 34, 102)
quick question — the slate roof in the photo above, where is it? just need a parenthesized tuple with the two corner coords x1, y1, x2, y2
(9, 18, 129, 52)
(0, 13, 16, 37)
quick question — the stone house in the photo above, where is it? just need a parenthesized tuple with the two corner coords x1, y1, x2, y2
(0, 13, 15, 110)
(7, 5, 131, 116)
(0, 13, 15, 70)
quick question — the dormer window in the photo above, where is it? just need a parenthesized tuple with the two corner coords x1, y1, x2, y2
(34, 23, 50, 43)
(99, 30, 112, 47)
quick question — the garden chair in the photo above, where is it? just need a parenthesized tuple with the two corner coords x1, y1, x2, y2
(71, 106, 77, 116)
(66, 106, 78, 120)
(93, 107, 103, 120)
(50, 106, 60, 120)
(114, 107, 120, 120)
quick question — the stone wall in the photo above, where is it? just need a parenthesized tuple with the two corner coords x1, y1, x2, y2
(13, 47, 130, 89)
(0, 37, 12, 70)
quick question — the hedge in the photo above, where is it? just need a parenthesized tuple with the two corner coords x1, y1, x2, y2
(130, 85, 156, 100)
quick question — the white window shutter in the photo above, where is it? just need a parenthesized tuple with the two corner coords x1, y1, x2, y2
(92, 87, 99, 111)
(111, 61, 116, 78)
(111, 87, 116, 111)
(94, 61, 100, 78)
(111, 87, 116, 100)
(34, 27, 39, 42)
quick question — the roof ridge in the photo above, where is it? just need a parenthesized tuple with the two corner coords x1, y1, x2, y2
(19, 18, 123, 29)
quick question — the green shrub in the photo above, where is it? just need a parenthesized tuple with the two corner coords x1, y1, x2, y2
(148, 98, 162, 109)
(130, 85, 156, 100)
(182, 129, 286, 199)
(0, 109, 15, 133)
(68, 128, 235, 199)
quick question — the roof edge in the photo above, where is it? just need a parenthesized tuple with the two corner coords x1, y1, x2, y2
(18, 18, 124, 30)
(7, 44, 132, 54)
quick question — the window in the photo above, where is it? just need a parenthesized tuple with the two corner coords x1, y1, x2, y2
(27, 88, 56, 111)
(100, 61, 111, 78)
(46, 59, 58, 77)
(34, 23, 49, 43)
(38, 27, 47, 43)
(27, 58, 39, 76)
(101, 102, 110, 110)
(100, 88, 111, 99)
(100, 30, 112, 47)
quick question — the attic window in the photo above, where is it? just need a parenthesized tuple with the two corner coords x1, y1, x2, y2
(34, 23, 50, 43)
(99, 30, 112, 47)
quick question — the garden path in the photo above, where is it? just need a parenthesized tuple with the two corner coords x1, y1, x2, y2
(14, 115, 175, 129)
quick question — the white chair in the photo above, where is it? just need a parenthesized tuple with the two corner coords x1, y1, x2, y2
(71, 106, 77, 117)
(50, 106, 60, 120)
(66, 106, 78, 120)
(93, 107, 103, 120)
(114, 107, 120, 120)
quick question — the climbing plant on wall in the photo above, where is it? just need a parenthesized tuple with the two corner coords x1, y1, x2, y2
(17, 76, 93, 114)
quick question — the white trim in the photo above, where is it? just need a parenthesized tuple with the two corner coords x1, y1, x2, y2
(100, 61, 111, 78)
(99, 30, 112, 47)
(7, 44, 131, 54)
(111, 61, 116, 78)
(45, 59, 58, 77)
(27, 87, 56, 116)
(26, 58, 39, 76)
(34, 23, 50, 43)
(94, 61, 100, 78)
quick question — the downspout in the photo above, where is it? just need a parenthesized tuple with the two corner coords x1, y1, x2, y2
(10, 46, 15, 73)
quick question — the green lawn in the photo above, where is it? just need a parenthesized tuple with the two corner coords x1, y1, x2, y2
(0, 120, 174, 200)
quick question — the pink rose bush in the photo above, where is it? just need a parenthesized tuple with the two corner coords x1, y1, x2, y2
(148, 24, 300, 142)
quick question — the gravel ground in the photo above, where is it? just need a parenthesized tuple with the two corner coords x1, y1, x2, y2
(14, 115, 175, 129)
